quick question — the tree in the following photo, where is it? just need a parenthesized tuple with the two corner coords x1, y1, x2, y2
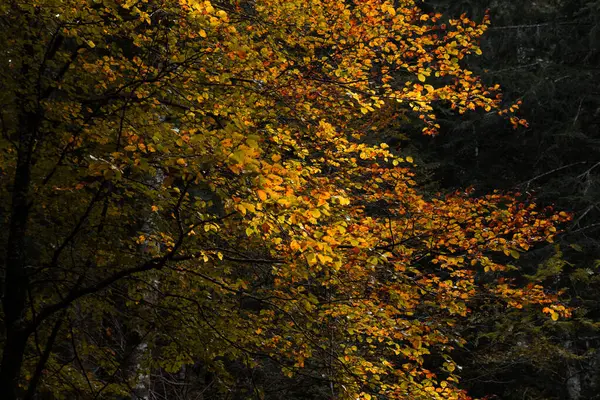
(0, 1, 568, 399)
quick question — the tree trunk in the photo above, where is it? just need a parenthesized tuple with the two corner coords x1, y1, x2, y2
(0, 112, 37, 399)
(565, 340, 582, 400)
(129, 170, 165, 400)
(0, 330, 30, 400)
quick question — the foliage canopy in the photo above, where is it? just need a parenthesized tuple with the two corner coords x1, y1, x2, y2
(0, 0, 568, 399)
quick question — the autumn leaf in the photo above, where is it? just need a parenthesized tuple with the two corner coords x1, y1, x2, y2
(257, 190, 268, 201)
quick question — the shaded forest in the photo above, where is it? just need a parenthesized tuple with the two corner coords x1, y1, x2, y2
(0, 0, 598, 399)
(418, 0, 600, 398)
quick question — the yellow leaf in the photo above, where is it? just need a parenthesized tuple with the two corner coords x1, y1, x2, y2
(417, 73, 426, 82)
(199, 29, 207, 38)
(242, 202, 255, 213)
(339, 197, 350, 206)
(290, 240, 301, 252)
(406, 156, 414, 163)
(177, 158, 186, 166)
(310, 208, 321, 218)
(237, 204, 247, 216)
